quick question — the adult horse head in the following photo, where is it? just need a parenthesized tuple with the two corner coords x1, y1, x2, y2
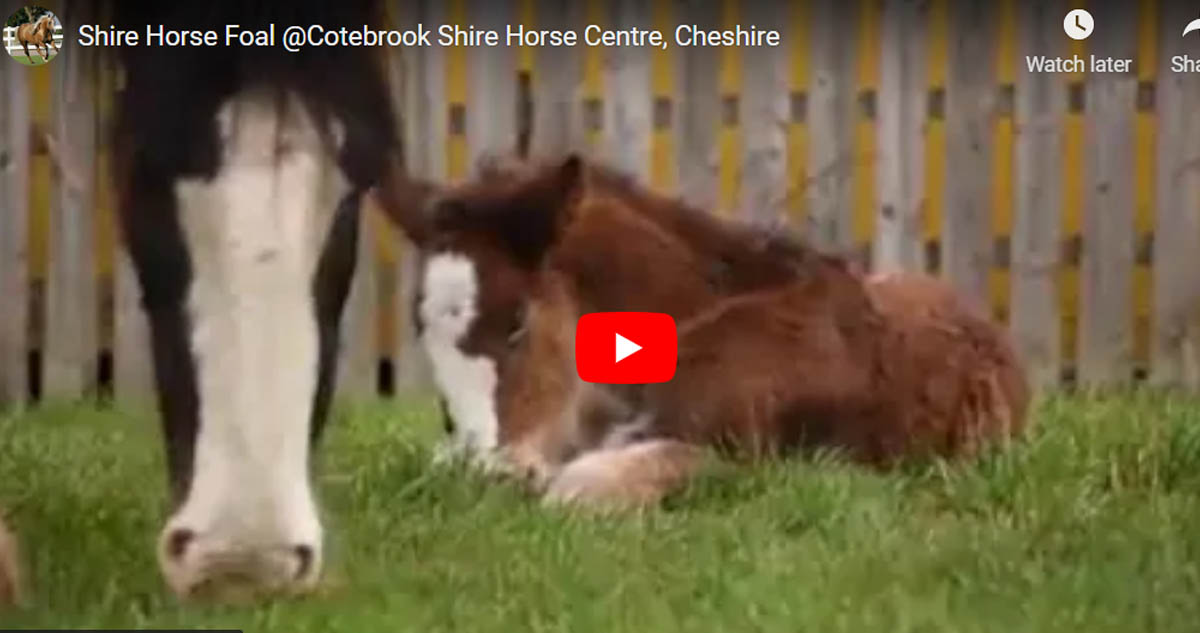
(376, 154, 1030, 509)
(112, 1, 398, 599)
(16, 14, 58, 63)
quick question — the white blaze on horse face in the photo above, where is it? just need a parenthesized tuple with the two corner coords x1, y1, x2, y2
(161, 92, 347, 597)
(419, 252, 501, 460)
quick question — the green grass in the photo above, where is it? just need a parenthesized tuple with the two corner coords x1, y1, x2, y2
(2, 392, 1200, 632)
(8, 53, 49, 66)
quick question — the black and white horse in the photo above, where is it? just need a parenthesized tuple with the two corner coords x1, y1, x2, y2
(111, 1, 399, 599)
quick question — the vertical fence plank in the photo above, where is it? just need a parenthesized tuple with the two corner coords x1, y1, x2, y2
(392, 246, 428, 395)
(851, 0, 880, 267)
(941, 0, 994, 312)
(466, 0, 518, 170)
(715, 0, 741, 215)
(577, 0, 607, 155)
(371, 0, 404, 398)
(111, 54, 153, 404)
(874, 0, 926, 273)
(44, 2, 97, 399)
(738, 0, 788, 226)
(1060, 8, 1088, 382)
(1153, 0, 1200, 388)
(444, 0, 469, 180)
(114, 252, 153, 402)
(785, 0, 811, 233)
(921, 0, 949, 274)
(988, 0, 1017, 325)
(0, 57, 30, 407)
(338, 198, 378, 399)
(387, 0, 430, 395)
(648, 0, 677, 192)
(94, 60, 115, 399)
(29, 64, 53, 401)
(676, 0, 719, 210)
(392, 1, 421, 396)
(107, 53, 153, 403)
(516, 0, 536, 159)
(531, 0, 587, 157)
(808, 0, 857, 250)
(1131, 0, 1157, 380)
(1078, 2, 1137, 386)
(603, 0, 652, 181)
(1011, 0, 1066, 390)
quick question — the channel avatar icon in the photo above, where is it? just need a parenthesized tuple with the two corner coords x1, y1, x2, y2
(4, 6, 62, 66)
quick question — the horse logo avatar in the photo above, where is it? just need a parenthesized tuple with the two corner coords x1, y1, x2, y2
(4, 6, 62, 66)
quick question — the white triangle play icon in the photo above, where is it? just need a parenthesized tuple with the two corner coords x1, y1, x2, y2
(615, 333, 642, 363)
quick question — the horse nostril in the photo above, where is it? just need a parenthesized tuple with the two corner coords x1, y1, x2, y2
(166, 528, 195, 561)
(293, 544, 314, 579)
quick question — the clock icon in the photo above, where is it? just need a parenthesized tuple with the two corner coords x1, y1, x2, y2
(1064, 9, 1094, 40)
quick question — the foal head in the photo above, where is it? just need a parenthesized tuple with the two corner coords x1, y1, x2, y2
(376, 156, 586, 462)
(377, 154, 828, 468)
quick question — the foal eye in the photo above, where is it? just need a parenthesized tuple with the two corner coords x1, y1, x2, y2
(507, 307, 529, 347)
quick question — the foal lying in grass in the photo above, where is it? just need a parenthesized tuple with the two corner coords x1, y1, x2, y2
(375, 154, 1030, 510)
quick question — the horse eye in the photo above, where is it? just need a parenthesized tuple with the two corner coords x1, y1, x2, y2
(507, 306, 529, 347)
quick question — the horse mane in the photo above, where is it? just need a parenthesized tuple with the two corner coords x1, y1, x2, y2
(19, 14, 53, 36)
(473, 155, 848, 282)
(113, 0, 398, 189)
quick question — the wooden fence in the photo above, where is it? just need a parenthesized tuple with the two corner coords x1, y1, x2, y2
(1, 0, 1199, 410)
(3, 24, 66, 60)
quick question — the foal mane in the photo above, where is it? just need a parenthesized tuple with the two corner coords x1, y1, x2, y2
(474, 155, 848, 285)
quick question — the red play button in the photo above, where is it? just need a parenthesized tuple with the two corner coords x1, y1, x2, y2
(576, 312, 677, 384)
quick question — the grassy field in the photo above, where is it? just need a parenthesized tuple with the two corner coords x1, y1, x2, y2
(1, 392, 1200, 632)
(7, 53, 50, 66)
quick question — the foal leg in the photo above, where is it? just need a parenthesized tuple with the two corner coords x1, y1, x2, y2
(0, 513, 20, 606)
(543, 439, 705, 511)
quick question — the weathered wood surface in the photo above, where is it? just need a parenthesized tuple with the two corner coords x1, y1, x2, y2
(3, 0, 1198, 400)
(0, 54, 30, 406)
(675, 0, 720, 211)
(1153, 0, 1200, 389)
(738, 0, 789, 226)
(1079, 2, 1138, 386)
(941, 0, 995, 313)
(1011, 0, 1066, 390)
(43, 1, 98, 398)
(806, 0, 856, 251)
(874, 0, 926, 273)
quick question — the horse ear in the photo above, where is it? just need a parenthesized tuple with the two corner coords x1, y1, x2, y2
(557, 154, 585, 207)
(550, 153, 587, 232)
(371, 153, 437, 246)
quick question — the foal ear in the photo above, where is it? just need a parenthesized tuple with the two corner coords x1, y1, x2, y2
(545, 153, 587, 233)
(544, 153, 587, 234)
(556, 154, 586, 208)
(370, 153, 438, 246)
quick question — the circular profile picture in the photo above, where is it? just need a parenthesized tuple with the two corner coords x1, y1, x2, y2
(5, 6, 62, 66)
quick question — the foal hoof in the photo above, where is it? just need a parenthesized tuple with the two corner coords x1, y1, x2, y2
(543, 440, 701, 513)
(0, 514, 22, 607)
